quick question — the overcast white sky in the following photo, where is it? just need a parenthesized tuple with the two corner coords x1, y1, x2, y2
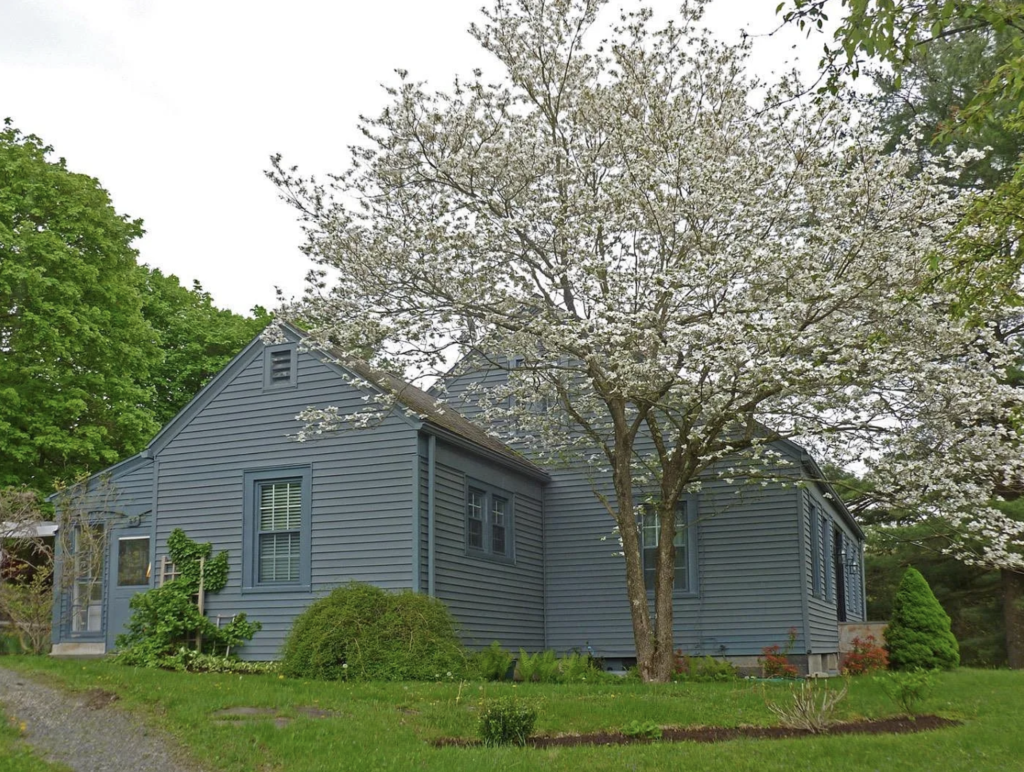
(1, 0, 829, 315)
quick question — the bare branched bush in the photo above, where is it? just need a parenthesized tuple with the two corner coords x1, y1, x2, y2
(763, 678, 849, 733)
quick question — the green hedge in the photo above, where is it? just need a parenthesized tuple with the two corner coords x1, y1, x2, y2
(280, 582, 466, 681)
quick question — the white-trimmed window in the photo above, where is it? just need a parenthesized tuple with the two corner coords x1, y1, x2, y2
(465, 480, 513, 560)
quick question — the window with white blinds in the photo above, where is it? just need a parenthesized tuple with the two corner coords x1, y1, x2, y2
(257, 480, 302, 583)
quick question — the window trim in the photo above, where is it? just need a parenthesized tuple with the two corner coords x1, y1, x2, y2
(262, 344, 298, 391)
(810, 505, 822, 598)
(464, 478, 515, 563)
(242, 466, 312, 593)
(640, 497, 698, 597)
(822, 513, 833, 603)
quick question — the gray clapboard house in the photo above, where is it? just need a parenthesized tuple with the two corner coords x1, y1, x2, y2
(51, 324, 866, 673)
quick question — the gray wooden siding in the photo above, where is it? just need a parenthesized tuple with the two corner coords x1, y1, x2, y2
(440, 361, 858, 659)
(543, 462, 807, 658)
(802, 486, 866, 653)
(430, 440, 545, 651)
(151, 344, 419, 660)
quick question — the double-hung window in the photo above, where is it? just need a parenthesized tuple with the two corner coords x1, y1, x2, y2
(258, 481, 301, 583)
(243, 467, 311, 591)
(641, 500, 696, 593)
(465, 480, 513, 561)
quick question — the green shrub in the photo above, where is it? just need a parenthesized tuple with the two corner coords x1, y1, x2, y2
(160, 647, 278, 674)
(474, 641, 514, 681)
(621, 719, 662, 739)
(114, 529, 260, 667)
(876, 668, 935, 716)
(557, 651, 608, 683)
(514, 648, 610, 683)
(672, 655, 739, 682)
(884, 567, 960, 671)
(280, 582, 466, 681)
(516, 648, 559, 682)
(478, 696, 537, 747)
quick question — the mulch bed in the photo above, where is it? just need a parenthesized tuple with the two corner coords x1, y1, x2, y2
(433, 715, 960, 748)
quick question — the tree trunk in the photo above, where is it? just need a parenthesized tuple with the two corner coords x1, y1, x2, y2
(1003, 568, 1024, 669)
(608, 419, 657, 681)
(651, 499, 677, 682)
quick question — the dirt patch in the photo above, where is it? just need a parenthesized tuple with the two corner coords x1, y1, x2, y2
(82, 688, 119, 710)
(432, 715, 961, 748)
(294, 706, 338, 719)
(210, 706, 338, 727)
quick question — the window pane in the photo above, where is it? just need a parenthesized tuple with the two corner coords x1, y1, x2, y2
(72, 581, 103, 632)
(467, 489, 484, 549)
(117, 537, 150, 587)
(492, 497, 507, 526)
(468, 518, 484, 549)
(492, 524, 506, 555)
(259, 532, 300, 582)
(467, 490, 484, 520)
(260, 481, 301, 531)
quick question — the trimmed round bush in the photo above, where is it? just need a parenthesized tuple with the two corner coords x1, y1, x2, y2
(884, 567, 959, 671)
(280, 582, 466, 681)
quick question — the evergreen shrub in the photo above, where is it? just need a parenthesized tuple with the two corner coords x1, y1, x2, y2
(280, 582, 466, 681)
(884, 567, 959, 670)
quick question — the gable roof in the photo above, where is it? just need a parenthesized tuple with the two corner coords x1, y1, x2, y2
(66, 322, 546, 493)
(314, 340, 547, 480)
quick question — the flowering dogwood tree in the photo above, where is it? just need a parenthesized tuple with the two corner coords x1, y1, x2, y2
(269, 0, 1023, 681)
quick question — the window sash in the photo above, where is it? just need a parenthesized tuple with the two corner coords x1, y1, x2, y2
(491, 497, 508, 555)
(259, 481, 301, 531)
(257, 480, 302, 584)
(258, 531, 300, 583)
(467, 489, 485, 550)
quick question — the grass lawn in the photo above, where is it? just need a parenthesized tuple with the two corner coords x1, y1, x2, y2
(3, 658, 1023, 772)
(0, 705, 70, 772)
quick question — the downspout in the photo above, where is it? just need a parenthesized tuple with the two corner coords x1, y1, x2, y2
(427, 434, 437, 597)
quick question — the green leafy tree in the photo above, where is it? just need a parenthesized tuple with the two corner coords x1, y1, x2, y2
(850, 23, 1024, 668)
(0, 121, 161, 489)
(871, 26, 1024, 191)
(781, 1, 1024, 306)
(139, 268, 270, 425)
(884, 567, 961, 670)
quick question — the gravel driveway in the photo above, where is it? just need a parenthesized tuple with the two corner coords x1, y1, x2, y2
(0, 666, 204, 772)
